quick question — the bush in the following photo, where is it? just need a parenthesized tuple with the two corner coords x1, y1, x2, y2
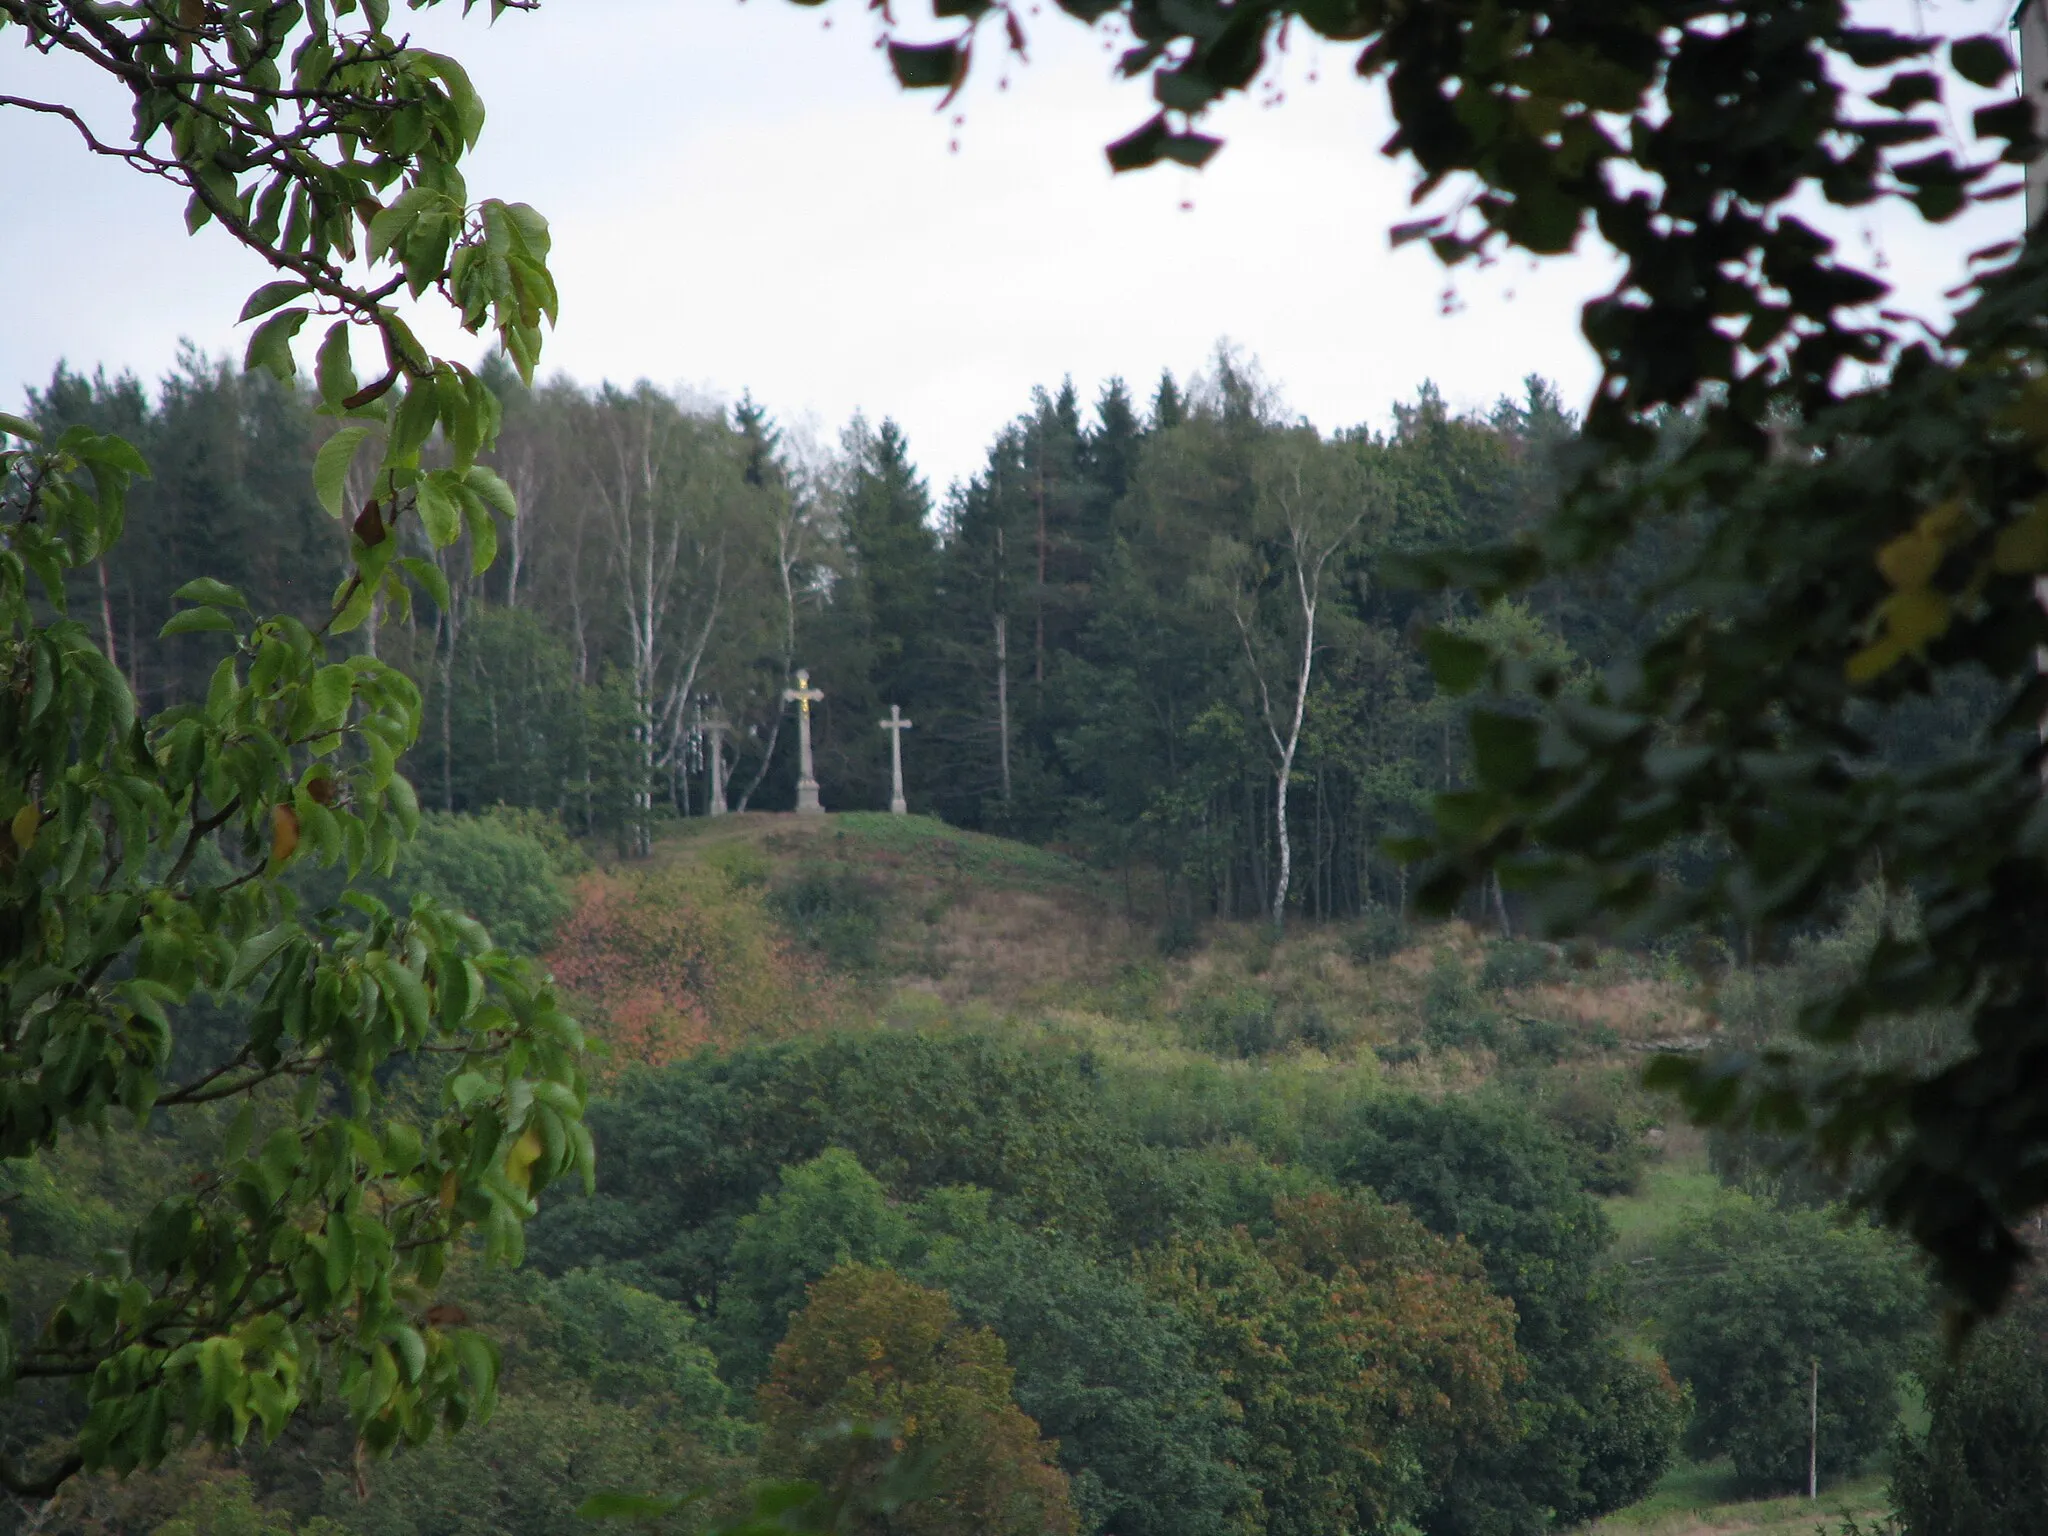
(291, 809, 574, 956)
(1423, 950, 1499, 1052)
(768, 866, 884, 973)
(1656, 1196, 1925, 1494)
(915, 1217, 1254, 1536)
(546, 862, 842, 1068)
(1155, 914, 1201, 958)
(1334, 1093, 1678, 1530)
(1504, 1015, 1571, 1065)
(1346, 906, 1407, 965)
(714, 1149, 915, 1383)
(1518, 1070, 1655, 1196)
(397, 811, 577, 954)
(1479, 938, 1557, 992)
(759, 1266, 1077, 1536)
(1891, 1283, 2048, 1534)
(1174, 985, 1282, 1058)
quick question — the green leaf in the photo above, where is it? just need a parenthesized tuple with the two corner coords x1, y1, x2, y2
(389, 1323, 428, 1385)
(460, 487, 498, 573)
(309, 663, 354, 726)
(463, 465, 517, 519)
(388, 380, 439, 462)
(415, 477, 461, 547)
(171, 577, 249, 610)
(1421, 628, 1490, 696)
(315, 322, 358, 409)
(223, 1102, 256, 1164)
(238, 280, 313, 322)
(314, 426, 375, 519)
(226, 925, 299, 992)
(0, 412, 39, 442)
(378, 956, 431, 1038)
(161, 608, 240, 637)
(245, 308, 311, 381)
(1468, 710, 1540, 792)
(398, 556, 451, 613)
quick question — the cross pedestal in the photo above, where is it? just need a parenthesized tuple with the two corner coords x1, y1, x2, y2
(879, 704, 913, 815)
(783, 668, 825, 815)
(703, 711, 730, 817)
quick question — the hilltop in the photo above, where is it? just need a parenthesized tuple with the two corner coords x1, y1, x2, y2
(544, 809, 1712, 1089)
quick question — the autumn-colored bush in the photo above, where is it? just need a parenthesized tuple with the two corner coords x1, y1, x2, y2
(1139, 1190, 1523, 1536)
(759, 1265, 1076, 1536)
(545, 862, 846, 1074)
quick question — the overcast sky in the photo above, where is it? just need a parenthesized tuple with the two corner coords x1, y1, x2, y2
(0, 0, 2021, 493)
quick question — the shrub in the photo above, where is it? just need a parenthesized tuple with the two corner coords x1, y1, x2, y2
(768, 866, 885, 973)
(1334, 1093, 1678, 1529)
(1516, 1070, 1656, 1195)
(759, 1266, 1077, 1536)
(915, 1218, 1254, 1536)
(294, 809, 573, 955)
(1423, 950, 1499, 1052)
(1656, 1196, 1925, 1494)
(1138, 1191, 1523, 1536)
(1891, 1283, 2048, 1534)
(546, 862, 842, 1069)
(1243, 926, 1275, 976)
(1505, 1015, 1571, 1065)
(1346, 906, 1407, 965)
(395, 811, 576, 954)
(1480, 938, 1557, 992)
(703, 839, 770, 890)
(1175, 986, 1282, 1059)
(715, 1149, 916, 1383)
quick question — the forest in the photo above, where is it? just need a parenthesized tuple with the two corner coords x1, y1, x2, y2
(7, 345, 2040, 1536)
(29, 345, 1606, 922)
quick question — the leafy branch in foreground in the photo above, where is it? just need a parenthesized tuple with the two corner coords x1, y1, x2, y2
(3, 0, 571, 1500)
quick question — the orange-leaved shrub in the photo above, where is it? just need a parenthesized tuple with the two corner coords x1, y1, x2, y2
(545, 862, 846, 1074)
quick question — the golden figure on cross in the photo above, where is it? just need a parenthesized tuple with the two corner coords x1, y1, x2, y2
(783, 668, 824, 815)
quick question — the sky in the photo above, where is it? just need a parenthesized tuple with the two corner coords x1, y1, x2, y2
(0, 0, 2024, 494)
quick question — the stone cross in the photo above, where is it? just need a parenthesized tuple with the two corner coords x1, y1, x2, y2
(879, 704, 913, 815)
(702, 710, 730, 817)
(782, 668, 825, 815)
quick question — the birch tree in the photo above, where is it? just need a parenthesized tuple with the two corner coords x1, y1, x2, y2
(1212, 429, 1376, 928)
(573, 385, 745, 853)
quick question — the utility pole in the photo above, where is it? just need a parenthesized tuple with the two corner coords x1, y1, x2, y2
(1808, 1355, 1819, 1500)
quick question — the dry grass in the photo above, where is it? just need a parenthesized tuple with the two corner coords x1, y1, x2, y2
(1522, 976, 1708, 1045)
(595, 818, 1705, 1092)
(915, 886, 1141, 1008)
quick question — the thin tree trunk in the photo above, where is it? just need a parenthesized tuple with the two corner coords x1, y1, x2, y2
(94, 560, 127, 690)
(1034, 444, 1047, 686)
(736, 507, 800, 812)
(995, 612, 1012, 802)
(437, 567, 463, 814)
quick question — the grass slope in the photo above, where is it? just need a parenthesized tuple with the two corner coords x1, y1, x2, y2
(554, 813, 1905, 1533)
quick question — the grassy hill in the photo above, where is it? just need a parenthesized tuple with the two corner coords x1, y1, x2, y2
(550, 810, 1714, 1070)
(543, 812, 1901, 1535)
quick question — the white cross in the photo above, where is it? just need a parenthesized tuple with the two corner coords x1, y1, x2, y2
(879, 704, 913, 815)
(782, 668, 825, 814)
(702, 710, 730, 816)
